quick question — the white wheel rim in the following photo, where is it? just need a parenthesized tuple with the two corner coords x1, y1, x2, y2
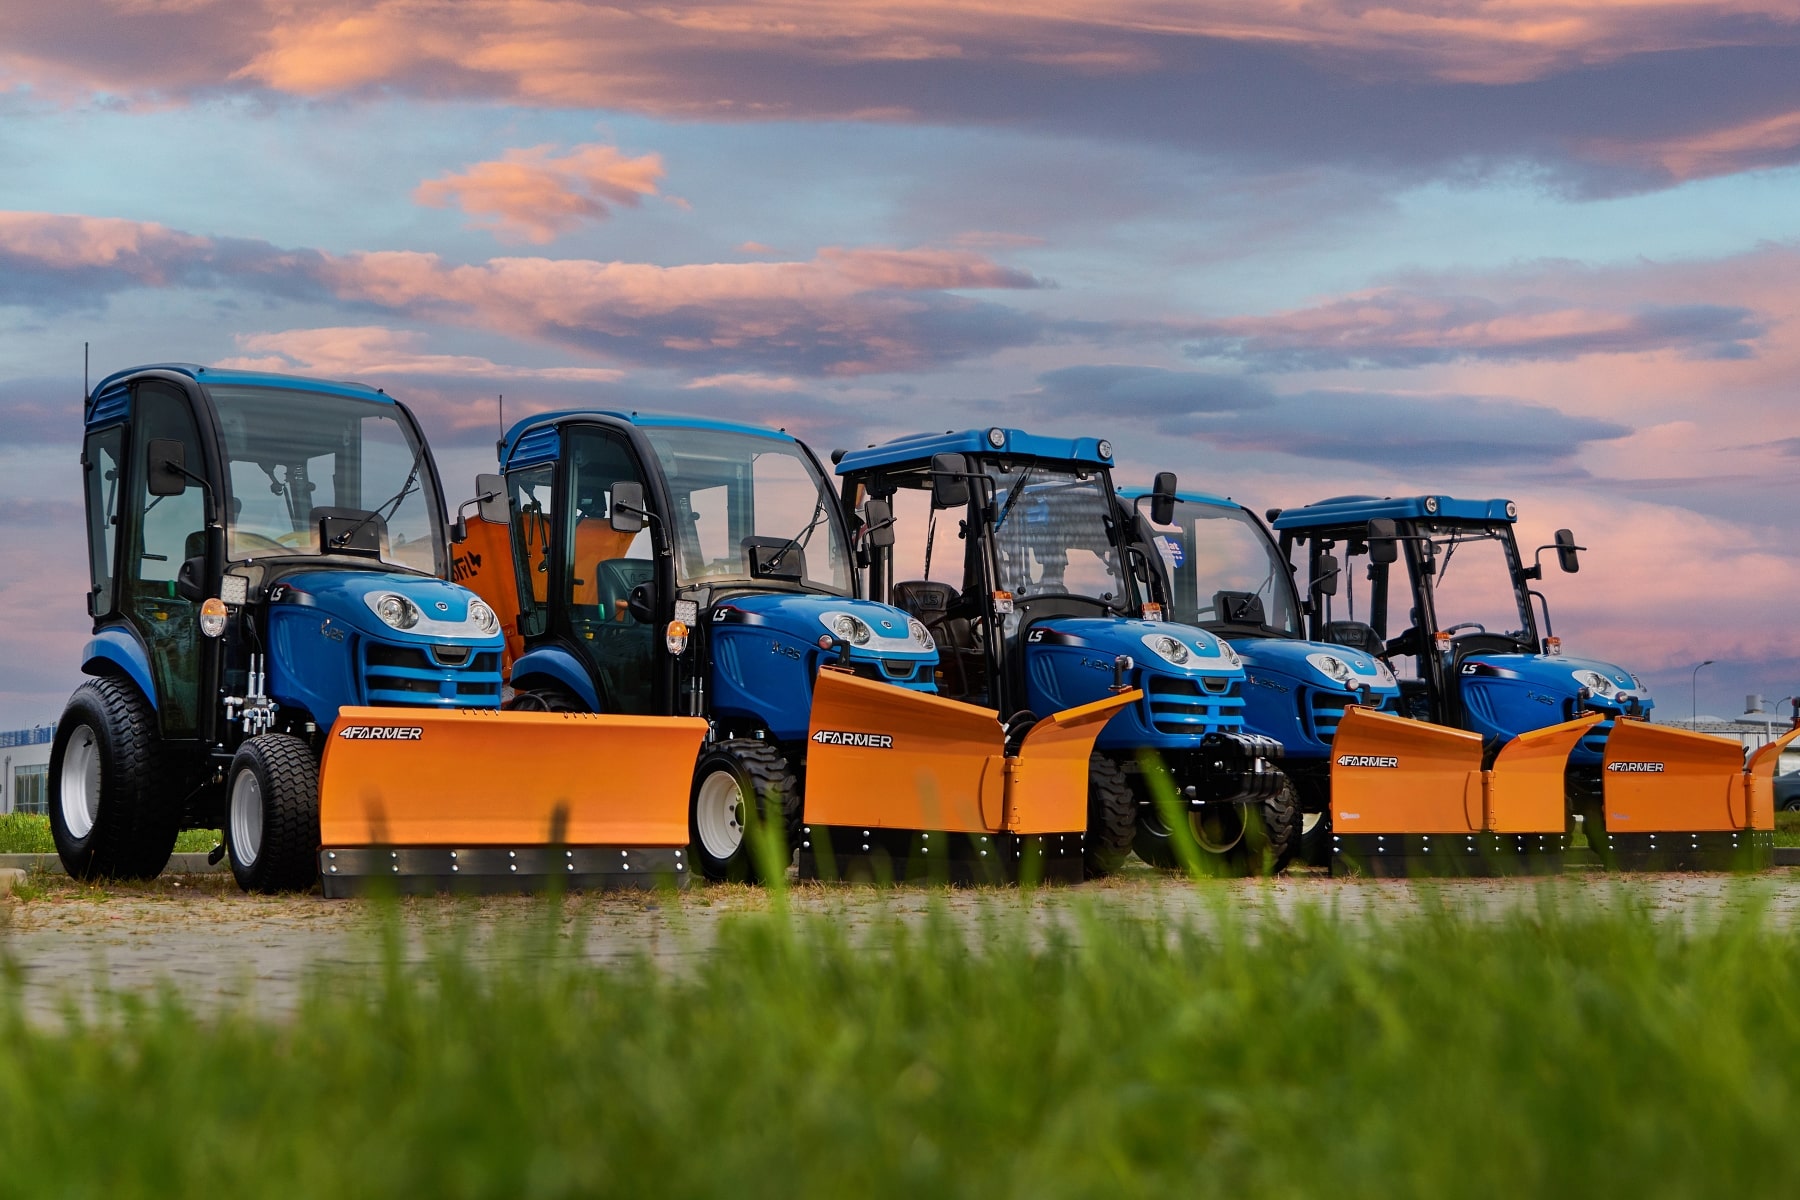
(695, 769, 747, 860)
(1302, 811, 1324, 836)
(230, 767, 264, 868)
(60, 724, 101, 839)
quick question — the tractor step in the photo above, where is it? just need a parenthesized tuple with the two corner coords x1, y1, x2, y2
(1332, 832, 1566, 878)
(1594, 830, 1774, 873)
(797, 825, 1085, 885)
(318, 845, 689, 896)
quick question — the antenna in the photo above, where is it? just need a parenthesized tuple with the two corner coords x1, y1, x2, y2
(83, 341, 89, 402)
(497, 393, 504, 438)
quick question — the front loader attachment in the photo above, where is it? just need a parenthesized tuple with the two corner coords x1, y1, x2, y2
(318, 707, 707, 896)
(1329, 707, 1596, 877)
(798, 668, 1138, 884)
(1596, 719, 1780, 870)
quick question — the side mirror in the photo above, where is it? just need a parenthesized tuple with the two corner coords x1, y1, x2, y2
(1555, 528, 1580, 574)
(1367, 518, 1398, 565)
(1314, 552, 1340, 597)
(146, 439, 189, 497)
(476, 474, 509, 524)
(862, 499, 895, 549)
(610, 481, 647, 534)
(1149, 471, 1177, 526)
(929, 453, 971, 510)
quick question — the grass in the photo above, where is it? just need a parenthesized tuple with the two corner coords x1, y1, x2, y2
(1776, 810, 1800, 847)
(5, 887, 1800, 1197)
(0, 814, 219, 855)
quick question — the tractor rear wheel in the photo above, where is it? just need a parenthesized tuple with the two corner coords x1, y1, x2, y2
(690, 740, 801, 883)
(1084, 754, 1137, 878)
(225, 734, 321, 893)
(1299, 809, 1332, 867)
(49, 677, 180, 881)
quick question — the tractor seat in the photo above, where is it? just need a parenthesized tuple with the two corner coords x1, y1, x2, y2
(892, 580, 958, 617)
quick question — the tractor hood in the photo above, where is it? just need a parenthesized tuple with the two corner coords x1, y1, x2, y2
(1030, 617, 1243, 682)
(1230, 635, 1401, 700)
(1459, 651, 1652, 717)
(712, 593, 937, 666)
(271, 570, 503, 646)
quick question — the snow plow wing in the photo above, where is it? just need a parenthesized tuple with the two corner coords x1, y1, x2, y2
(318, 706, 706, 896)
(1329, 707, 1594, 876)
(1597, 719, 1777, 870)
(798, 668, 1138, 883)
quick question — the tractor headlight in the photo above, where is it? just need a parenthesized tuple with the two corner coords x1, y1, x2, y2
(1218, 640, 1241, 668)
(1371, 657, 1396, 686)
(467, 599, 499, 637)
(374, 593, 420, 631)
(1572, 669, 1619, 699)
(908, 618, 934, 649)
(821, 612, 874, 646)
(1140, 633, 1191, 666)
(1306, 652, 1358, 687)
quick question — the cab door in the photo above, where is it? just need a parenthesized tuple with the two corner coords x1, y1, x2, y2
(122, 381, 211, 738)
(560, 427, 659, 714)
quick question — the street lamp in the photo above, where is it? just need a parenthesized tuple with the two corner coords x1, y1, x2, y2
(1691, 659, 1716, 727)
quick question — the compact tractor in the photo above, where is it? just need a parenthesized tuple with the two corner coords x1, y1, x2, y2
(833, 429, 1292, 876)
(458, 410, 1136, 884)
(52, 365, 701, 894)
(1273, 495, 1777, 872)
(1122, 484, 1401, 865)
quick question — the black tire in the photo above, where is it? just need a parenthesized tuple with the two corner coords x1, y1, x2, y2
(1299, 808, 1332, 868)
(48, 677, 180, 881)
(1084, 754, 1137, 878)
(225, 734, 322, 893)
(1133, 774, 1299, 877)
(690, 740, 801, 883)
(505, 684, 580, 712)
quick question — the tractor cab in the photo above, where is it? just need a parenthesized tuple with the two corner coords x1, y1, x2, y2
(837, 429, 1295, 877)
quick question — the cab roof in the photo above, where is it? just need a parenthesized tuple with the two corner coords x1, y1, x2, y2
(835, 428, 1113, 477)
(498, 409, 797, 471)
(1117, 485, 1239, 510)
(85, 363, 395, 429)
(1270, 494, 1516, 530)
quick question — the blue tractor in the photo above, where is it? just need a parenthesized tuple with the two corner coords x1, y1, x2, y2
(1268, 495, 1652, 848)
(1120, 483, 1402, 865)
(457, 410, 940, 882)
(51, 365, 515, 891)
(833, 429, 1294, 875)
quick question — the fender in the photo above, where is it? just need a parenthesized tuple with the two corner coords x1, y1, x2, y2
(81, 624, 157, 709)
(511, 646, 601, 712)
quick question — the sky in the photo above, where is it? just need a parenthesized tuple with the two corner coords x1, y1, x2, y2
(3, 0, 1800, 728)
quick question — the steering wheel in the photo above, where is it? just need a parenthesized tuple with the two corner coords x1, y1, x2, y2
(1441, 622, 1488, 636)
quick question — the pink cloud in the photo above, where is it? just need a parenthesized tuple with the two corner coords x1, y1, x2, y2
(216, 326, 626, 382)
(415, 143, 666, 244)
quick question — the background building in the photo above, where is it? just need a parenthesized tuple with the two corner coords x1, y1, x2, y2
(1, 727, 54, 816)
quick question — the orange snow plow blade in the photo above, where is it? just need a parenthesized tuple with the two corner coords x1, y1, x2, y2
(1597, 719, 1776, 870)
(1329, 707, 1591, 877)
(317, 706, 707, 896)
(798, 668, 1138, 883)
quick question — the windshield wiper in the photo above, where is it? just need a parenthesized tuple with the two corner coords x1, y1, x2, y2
(764, 498, 829, 574)
(992, 465, 1038, 531)
(330, 449, 423, 554)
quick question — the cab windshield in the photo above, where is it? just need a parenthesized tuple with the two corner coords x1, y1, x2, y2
(210, 385, 444, 575)
(985, 463, 1129, 605)
(640, 426, 853, 595)
(1417, 522, 1532, 640)
(1140, 498, 1299, 635)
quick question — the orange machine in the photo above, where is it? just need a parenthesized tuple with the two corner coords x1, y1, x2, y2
(798, 668, 1141, 883)
(317, 706, 707, 895)
(1590, 720, 1793, 869)
(1327, 706, 1600, 876)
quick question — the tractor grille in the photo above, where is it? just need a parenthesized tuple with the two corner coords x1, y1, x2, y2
(362, 642, 503, 707)
(1306, 689, 1399, 745)
(1146, 675, 1245, 736)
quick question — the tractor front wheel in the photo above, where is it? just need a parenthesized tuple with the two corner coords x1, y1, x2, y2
(1084, 755, 1137, 878)
(225, 734, 321, 893)
(690, 740, 800, 883)
(49, 677, 180, 881)
(1133, 776, 1300, 877)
